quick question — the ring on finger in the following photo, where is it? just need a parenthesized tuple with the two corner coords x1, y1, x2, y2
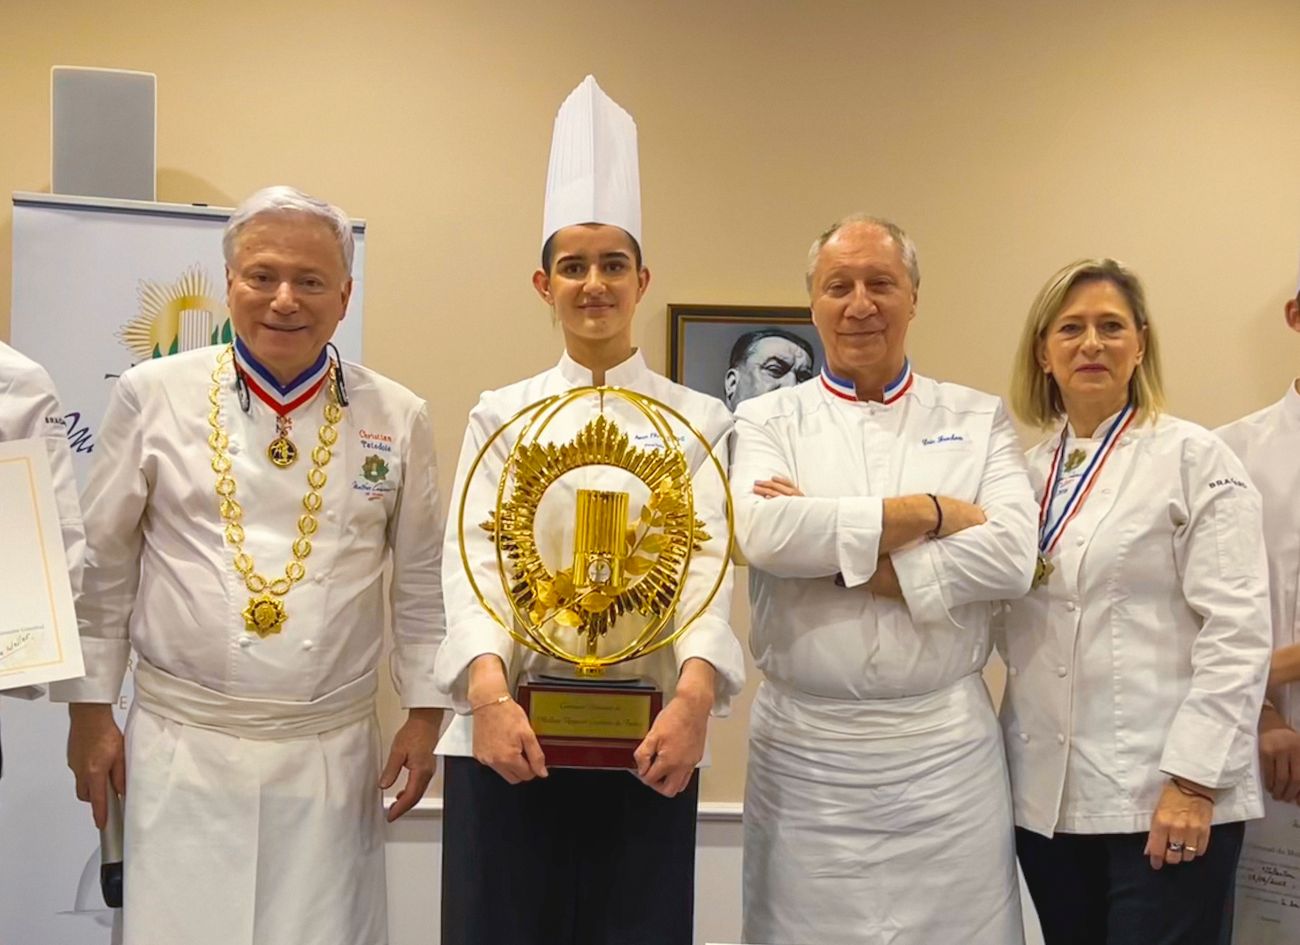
(1184, 845, 1198, 854)
(1167, 841, 1185, 852)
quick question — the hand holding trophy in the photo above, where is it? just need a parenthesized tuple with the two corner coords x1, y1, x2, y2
(458, 385, 733, 768)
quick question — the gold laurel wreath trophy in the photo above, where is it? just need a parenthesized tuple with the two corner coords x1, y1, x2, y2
(458, 387, 733, 768)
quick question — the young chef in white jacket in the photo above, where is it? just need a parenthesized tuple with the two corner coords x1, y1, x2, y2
(433, 76, 745, 945)
(1001, 257, 1272, 945)
(1217, 259, 1300, 806)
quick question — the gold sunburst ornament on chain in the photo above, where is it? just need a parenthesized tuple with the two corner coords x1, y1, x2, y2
(207, 346, 343, 637)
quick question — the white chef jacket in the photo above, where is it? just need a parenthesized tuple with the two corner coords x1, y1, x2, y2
(50, 345, 446, 707)
(733, 369, 1034, 945)
(0, 340, 84, 596)
(998, 412, 1271, 837)
(47, 345, 447, 945)
(732, 370, 1038, 699)
(1218, 383, 1300, 729)
(1, 340, 84, 698)
(434, 350, 745, 756)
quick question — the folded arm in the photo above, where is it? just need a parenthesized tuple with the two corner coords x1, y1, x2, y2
(891, 405, 1037, 624)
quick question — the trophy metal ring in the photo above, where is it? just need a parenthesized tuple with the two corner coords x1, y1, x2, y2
(457, 386, 734, 677)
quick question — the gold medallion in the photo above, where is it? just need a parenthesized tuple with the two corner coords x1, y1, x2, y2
(1031, 553, 1055, 590)
(267, 436, 298, 467)
(1064, 448, 1087, 473)
(243, 594, 287, 637)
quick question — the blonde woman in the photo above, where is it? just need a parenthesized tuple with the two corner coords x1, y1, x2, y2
(999, 258, 1271, 945)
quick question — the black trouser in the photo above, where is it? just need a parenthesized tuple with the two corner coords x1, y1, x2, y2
(442, 756, 699, 945)
(1016, 823, 1245, 945)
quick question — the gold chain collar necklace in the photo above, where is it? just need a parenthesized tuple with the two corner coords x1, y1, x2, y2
(208, 345, 343, 637)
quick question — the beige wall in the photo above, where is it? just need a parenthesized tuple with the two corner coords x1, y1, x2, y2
(3, 0, 1299, 802)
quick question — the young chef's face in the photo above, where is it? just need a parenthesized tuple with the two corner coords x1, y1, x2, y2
(226, 213, 351, 383)
(533, 224, 648, 348)
(808, 222, 916, 380)
(1039, 278, 1145, 412)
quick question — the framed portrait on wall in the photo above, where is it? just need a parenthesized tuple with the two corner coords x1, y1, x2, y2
(666, 304, 823, 411)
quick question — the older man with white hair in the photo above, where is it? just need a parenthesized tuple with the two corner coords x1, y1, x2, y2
(52, 186, 447, 945)
(732, 214, 1037, 944)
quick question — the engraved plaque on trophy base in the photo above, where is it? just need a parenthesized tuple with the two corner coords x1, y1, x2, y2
(517, 672, 662, 770)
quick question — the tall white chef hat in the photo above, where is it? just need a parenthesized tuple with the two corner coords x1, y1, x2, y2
(541, 75, 641, 251)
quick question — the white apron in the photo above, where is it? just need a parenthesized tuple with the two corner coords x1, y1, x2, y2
(121, 660, 387, 945)
(743, 673, 1024, 945)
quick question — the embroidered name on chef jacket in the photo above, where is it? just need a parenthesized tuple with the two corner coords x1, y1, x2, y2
(632, 431, 689, 451)
(354, 429, 399, 499)
(921, 432, 968, 447)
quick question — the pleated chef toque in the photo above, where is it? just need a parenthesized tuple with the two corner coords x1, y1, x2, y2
(541, 75, 641, 248)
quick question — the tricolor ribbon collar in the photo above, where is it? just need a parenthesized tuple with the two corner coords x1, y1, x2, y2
(233, 337, 331, 416)
(820, 358, 913, 405)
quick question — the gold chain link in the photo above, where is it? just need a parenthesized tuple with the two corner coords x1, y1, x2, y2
(207, 346, 343, 601)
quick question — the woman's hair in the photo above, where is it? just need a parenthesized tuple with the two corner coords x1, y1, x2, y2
(1010, 257, 1165, 428)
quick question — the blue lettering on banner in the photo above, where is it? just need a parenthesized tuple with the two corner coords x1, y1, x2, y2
(64, 411, 95, 454)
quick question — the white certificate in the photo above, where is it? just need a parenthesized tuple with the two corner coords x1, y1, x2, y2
(0, 437, 83, 690)
(1234, 797, 1300, 943)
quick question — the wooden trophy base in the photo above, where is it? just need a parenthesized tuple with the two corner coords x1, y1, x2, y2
(516, 672, 662, 769)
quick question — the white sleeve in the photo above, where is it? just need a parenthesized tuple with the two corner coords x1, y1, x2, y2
(670, 411, 745, 716)
(892, 403, 1037, 624)
(1158, 435, 1272, 789)
(48, 376, 146, 704)
(0, 358, 84, 597)
(730, 400, 883, 584)
(432, 397, 517, 713)
(386, 402, 451, 709)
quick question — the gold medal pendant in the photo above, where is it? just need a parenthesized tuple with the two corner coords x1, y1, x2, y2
(1031, 553, 1054, 590)
(243, 594, 288, 637)
(267, 436, 298, 467)
(267, 414, 298, 467)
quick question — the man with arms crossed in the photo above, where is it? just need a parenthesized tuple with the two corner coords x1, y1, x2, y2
(733, 214, 1037, 944)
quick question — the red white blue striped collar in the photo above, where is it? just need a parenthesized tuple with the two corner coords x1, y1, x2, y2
(819, 359, 913, 405)
(233, 337, 331, 415)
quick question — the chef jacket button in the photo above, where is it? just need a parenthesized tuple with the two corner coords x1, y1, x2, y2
(1008, 665, 1018, 676)
(229, 443, 240, 455)
(1065, 601, 1077, 612)
(301, 639, 314, 650)
(1075, 537, 1085, 547)
(1019, 732, 1030, 743)
(1056, 665, 1068, 677)
(238, 637, 252, 648)
(314, 572, 326, 584)
(1102, 488, 1112, 495)
(1056, 733, 1066, 745)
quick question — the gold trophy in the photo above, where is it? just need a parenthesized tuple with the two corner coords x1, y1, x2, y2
(458, 387, 733, 768)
